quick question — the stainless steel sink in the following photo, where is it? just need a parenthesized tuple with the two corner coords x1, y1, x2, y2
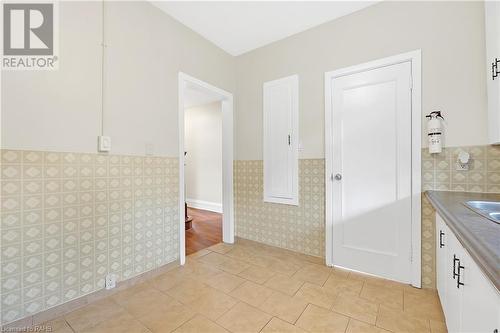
(464, 201, 500, 224)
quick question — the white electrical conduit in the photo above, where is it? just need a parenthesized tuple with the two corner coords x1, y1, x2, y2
(100, 0, 106, 136)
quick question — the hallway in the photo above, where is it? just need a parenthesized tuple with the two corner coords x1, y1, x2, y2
(186, 208, 222, 255)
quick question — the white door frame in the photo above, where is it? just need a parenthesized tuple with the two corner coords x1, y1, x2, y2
(324, 50, 422, 287)
(178, 72, 234, 265)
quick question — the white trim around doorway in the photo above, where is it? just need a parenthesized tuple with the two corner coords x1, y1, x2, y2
(178, 72, 234, 265)
(324, 50, 422, 288)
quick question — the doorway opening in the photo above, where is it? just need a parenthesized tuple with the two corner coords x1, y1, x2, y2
(185, 99, 222, 254)
(178, 73, 234, 265)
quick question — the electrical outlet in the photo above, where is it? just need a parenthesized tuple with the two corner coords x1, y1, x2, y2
(105, 273, 116, 290)
(456, 161, 469, 171)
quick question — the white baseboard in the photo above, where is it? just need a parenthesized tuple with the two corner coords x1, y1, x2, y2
(186, 198, 223, 213)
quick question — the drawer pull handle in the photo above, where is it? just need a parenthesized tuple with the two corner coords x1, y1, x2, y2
(453, 255, 459, 279)
(457, 261, 464, 288)
(439, 230, 444, 248)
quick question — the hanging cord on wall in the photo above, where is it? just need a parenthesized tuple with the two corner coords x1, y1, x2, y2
(100, 0, 106, 136)
(100, 0, 113, 284)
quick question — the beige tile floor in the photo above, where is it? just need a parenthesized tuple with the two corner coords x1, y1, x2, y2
(29, 239, 447, 333)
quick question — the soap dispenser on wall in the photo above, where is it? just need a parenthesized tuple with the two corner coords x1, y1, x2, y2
(426, 111, 444, 154)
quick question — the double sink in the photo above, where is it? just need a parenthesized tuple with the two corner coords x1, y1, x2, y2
(464, 201, 500, 224)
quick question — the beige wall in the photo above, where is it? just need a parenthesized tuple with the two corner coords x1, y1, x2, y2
(1, 1, 235, 156)
(234, 1, 488, 160)
(0, 1, 234, 325)
(185, 102, 223, 207)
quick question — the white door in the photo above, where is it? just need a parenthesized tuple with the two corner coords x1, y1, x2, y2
(331, 61, 412, 283)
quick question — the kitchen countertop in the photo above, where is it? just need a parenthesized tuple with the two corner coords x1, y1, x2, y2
(425, 191, 500, 291)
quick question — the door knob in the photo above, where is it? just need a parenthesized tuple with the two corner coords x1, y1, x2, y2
(334, 173, 342, 181)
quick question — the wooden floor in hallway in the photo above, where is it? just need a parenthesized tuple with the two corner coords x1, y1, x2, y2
(185, 207, 222, 255)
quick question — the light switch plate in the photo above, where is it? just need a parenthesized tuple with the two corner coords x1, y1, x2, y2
(98, 136, 111, 152)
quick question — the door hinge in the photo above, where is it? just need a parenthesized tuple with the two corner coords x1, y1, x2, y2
(288, 134, 291, 146)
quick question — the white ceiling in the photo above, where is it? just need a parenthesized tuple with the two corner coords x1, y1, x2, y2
(152, 1, 378, 56)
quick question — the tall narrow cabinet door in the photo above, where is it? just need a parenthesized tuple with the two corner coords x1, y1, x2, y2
(263, 75, 299, 205)
(485, 1, 500, 143)
(445, 231, 463, 333)
(461, 250, 500, 332)
(435, 214, 448, 315)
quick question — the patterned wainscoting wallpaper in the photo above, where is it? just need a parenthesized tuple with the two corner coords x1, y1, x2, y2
(0, 150, 179, 324)
(2, 145, 498, 323)
(420, 145, 500, 289)
(422, 145, 500, 192)
(421, 194, 437, 289)
(234, 159, 325, 258)
(235, 145, 500, 290)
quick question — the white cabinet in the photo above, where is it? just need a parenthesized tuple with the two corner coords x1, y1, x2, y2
(263, 75, 299, 205)
(436, 215, 451, 318)
(435, 212, 500, 333)
(461, 252, 500, 333)
(485, 1, 500, 143)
